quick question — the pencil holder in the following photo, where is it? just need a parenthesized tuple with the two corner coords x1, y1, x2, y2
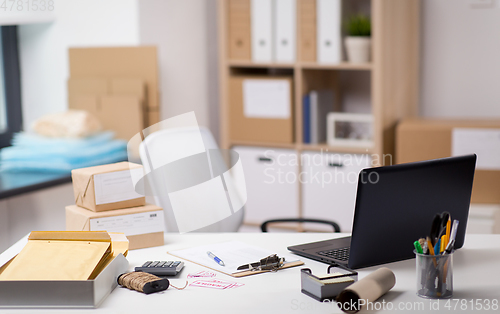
(415, 250, 453, 299)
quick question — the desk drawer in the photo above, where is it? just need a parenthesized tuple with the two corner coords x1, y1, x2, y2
(301, 152, 371, 232)
(233, 146, 299, 225)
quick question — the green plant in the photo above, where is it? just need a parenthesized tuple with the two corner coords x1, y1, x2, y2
(345, 14, 371, 37)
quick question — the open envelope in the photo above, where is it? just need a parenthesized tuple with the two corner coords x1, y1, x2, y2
(0, 231, 127, 281)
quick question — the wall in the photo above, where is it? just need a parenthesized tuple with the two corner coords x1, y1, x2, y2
(18, 0, 140, 130)
(420, 0, 500, 118)
(0, 184, 75, 252)
(137, 0, 219, 140)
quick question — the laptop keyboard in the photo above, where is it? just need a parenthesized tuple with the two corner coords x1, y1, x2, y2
(317, 247, 350, 261)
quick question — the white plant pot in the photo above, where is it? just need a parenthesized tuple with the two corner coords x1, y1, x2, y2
(345, 36, 371, 63)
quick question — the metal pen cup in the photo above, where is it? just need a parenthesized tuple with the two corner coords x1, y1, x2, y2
(415, 250, 453, 299)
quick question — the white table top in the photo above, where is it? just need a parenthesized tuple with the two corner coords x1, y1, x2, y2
(1, 233, 499, 313)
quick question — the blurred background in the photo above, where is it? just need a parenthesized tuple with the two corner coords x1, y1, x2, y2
(1, 0, 500, 251)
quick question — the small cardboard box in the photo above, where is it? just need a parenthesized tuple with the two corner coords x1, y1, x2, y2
(229, 75, 294, 144)
(66, 204, 165, 250)
(71, 162, 146, 212)
(396, 118, 500, 203)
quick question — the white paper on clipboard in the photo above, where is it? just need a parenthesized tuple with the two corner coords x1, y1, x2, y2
(452, 128, 500, 170)
(243, 79, 291, 119)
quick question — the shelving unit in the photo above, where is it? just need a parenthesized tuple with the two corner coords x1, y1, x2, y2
(218, 0, 420, 230)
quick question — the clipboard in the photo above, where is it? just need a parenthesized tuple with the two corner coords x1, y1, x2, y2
(168, 241, 304, 278)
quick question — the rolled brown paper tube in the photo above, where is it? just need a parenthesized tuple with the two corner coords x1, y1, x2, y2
(336, 267, 396, 313)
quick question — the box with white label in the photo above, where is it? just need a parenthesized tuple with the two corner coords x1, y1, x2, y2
(66, 204, 164, 250)
(396, 118, 500, 203)
(71, 161, 145, 212)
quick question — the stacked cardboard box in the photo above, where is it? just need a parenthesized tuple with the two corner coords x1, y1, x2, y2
(66, 161, 165, 250)
(67, 47, 161, 142)
(396, 118, 500, 204)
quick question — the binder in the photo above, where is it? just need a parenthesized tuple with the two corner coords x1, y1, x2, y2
(251, 0, 273, 62)
(317, 0, 342, 63)
(303, 94, 311, 143)
(228, 0, 252, 60)
(274, 0, 296, 62)
(310, 90, 334, 144)
(299, 0, 317, 62)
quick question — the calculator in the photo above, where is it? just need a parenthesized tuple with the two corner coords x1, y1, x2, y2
(135, 261, 184, 276)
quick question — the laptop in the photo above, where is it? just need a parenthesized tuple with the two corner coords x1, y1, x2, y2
(288, 154, 477, 269)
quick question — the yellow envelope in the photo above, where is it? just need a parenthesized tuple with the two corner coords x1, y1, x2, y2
(0, 231, 113, 281)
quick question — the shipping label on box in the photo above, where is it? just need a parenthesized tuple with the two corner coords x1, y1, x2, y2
(66, 204, 165, 250)
(90, 210, 164, 236)
(93, 168, 144, 205)
(452, 128, 500, 170)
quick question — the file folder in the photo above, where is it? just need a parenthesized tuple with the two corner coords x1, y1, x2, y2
(251, 0, 273, 62)
(317, 0, 342, 63)
(299, 0, 317, 62)
(274, 0, 296, 62)
(228, 0, 252, 60)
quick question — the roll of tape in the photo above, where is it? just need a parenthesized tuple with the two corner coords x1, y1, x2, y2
(336, 267, 396, 313)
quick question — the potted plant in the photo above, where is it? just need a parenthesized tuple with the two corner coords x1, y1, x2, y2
(344, 14, 371, 63)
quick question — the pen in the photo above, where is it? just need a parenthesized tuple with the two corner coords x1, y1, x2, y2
(434, 239, 441, 256)
(207, 251, 225, 266)
(440, 235, 446, 253)
(445, 218, 451, 246)
(427, 237, 435, 256)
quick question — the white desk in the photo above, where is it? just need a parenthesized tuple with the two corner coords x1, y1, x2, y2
(1, 233, 499, 313)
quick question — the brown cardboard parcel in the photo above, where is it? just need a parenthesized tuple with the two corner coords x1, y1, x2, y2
(229, 75, 294, 144)
(71, 162, 145, 212)
(68, 76, 146, 141)
(66, 204, 164, 250)
(396, 118, 500, 204)
(69, 46, 159, 110)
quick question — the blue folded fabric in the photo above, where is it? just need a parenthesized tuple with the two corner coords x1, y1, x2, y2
(0, 131, 128, 173)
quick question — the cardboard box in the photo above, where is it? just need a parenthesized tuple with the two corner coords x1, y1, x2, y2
(67, 78, 108, 109)
(69, 47, 159, 110)
(66, 204, 165, 250)
(71, 162, 146, 212)
(100, 95, 144, 141)
(69, 79, 145, 141)
(147, 108, 161, 126)
(396, 118, 500, 203)
(229, 75, 294, 143)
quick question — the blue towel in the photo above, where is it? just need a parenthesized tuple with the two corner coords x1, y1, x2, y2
(0, 131, 128, 173)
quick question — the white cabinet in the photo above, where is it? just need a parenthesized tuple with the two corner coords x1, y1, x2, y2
(233, 146, 299, 225)
(301, 152, 371, 232)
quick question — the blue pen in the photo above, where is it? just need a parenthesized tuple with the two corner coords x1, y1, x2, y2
(207, 251, 225, 266)
(434, 239, 441, 256)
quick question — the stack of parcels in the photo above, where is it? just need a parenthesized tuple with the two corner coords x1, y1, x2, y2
(0, 231, 129, 308)
(66, 161, 165, 250)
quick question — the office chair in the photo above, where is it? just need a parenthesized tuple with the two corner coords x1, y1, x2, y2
(260, 218, 340, 233)
(139, 126, 244, 232)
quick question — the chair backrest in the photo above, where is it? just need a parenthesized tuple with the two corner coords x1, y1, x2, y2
(139, 126, 244, 232)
